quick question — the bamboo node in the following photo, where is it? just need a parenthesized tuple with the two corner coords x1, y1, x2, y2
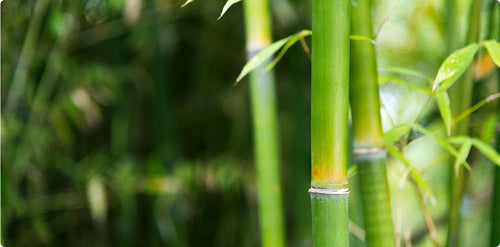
(353, 147, 386, 157)
(308, 187, 349, 195)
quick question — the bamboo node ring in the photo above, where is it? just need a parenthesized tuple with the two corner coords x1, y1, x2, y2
(308, 187, 349, 195)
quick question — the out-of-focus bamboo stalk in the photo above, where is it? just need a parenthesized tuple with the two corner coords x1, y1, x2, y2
(491, 4, 500, 246)
(446, 1, 482, 246)
(349, 0, 395, 245)
(243, 1, 285, 247)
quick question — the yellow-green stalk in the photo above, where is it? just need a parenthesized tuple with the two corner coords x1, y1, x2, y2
(310, 0, 350, 246)
(243, 1, 285, 247)
(349, 0, 395, 245)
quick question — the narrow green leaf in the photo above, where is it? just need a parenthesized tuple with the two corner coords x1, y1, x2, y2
(348, 165, 358, 179)
(436, 91, 453, 136)
(235, 37, 291, 83)
(383, 123, 412, 147)
(264, 30, 312, 72)
(447, 135, 470, 145)
(483, 40, 500, 67)
(218, 0, 242, 20)
(236, 30, 311, 83)
(349, 35, 375, 44)
(453, 140, 472, 174)
(387, 146, 436, 204)
(379, 66, 434, 84)
(471, 138, 500, 166)
(432, 43, 479, 93)
(453, 93, 500, 126)
(414, 124, 457, 156)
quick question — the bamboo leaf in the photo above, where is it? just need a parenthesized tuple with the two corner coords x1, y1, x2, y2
(483, 40, 500, 67)
(384, 124, 412, 147)
(453, 140, 472, 174)
(264, 30, 312, 72)
(348, 165, 358, 179)
(236, 30, 310, 83)
(387, 146, 436, 204)
(349, 35, 376, 44)
(453, 93, 500, 125)
(379, 66, 434, 84)
(436, 91, 453, 136)
(471, 138, 500, 166)
(414, 124, 457, 156)
(432, 43, 479, 93)
(236, 38, 290, 83)
(218, 0, 242, 20)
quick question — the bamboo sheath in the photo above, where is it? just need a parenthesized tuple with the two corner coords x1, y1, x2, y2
(243, 1, 285, 247)
(310, 0, 350, 246)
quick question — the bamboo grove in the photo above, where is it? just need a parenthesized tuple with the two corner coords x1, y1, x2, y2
(3, 0, 500, 246)
(233, 0, 500, 246)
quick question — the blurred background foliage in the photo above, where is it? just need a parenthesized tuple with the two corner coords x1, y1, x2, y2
(1, 0, 499, 246)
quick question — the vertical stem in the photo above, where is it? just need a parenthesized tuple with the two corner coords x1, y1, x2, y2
(446, 1, 482, 246)
(310, 0, 350, 246)
(349, 0, 395, 246)
(5, 0, 51, 114)
(243, 2, 285, 247)
(491, 5, 500, 246)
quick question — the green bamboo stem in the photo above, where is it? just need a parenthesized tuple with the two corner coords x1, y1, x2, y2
(446, 1, 482, 246)
(5, 0, 51, 114)
(491, 5, 500, 246)
(349, 0, 395, 245)
(310, 0, 350, 246)
(491, 132, 500, 246)
(243, 1, 285, 247)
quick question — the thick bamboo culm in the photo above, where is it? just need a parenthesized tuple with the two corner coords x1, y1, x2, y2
(446, 0, 482, 246)
(349, 0, 395, 245)
(242, 1, 285, 247)
(310, 0, 350, 246)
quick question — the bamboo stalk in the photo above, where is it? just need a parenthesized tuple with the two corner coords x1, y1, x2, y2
(446, 1, 482, 246)
(349, 0, 395, 245)
(491, 135, 500, 246)
(310, 0, 350, 246)
(243, 1, 285, 247)
(5, 0, 51, 114)
(491, 5, 500, 246)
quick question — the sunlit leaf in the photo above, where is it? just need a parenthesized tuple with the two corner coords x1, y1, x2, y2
(387, 146, 436, 204)
(181, 0, 194, 7)
(236, 30, 311, 83)
(432, 43, 479, 93)
(453, 140, 472, 174)
(379, 66, 433, 84)
(218, 0, 242, 20)
(384, 123, 412, 147)
(436, 91, 453, 135)
(87, 175, 108, 225)
(264, 30, 311, 72)
(483, 40, 500, 67)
